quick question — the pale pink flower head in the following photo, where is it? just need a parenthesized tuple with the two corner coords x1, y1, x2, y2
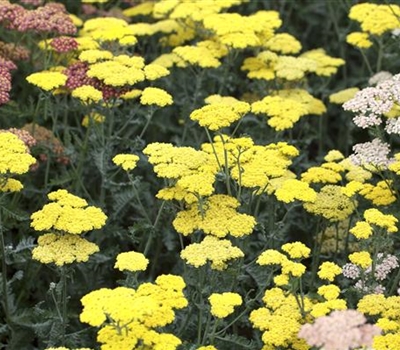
(50, 36, 78, 53)
(344, 73, 400, 129)
(369, 71, 393, 86)
(299, 309, 381, 350)
(350, 138, 394, 169)
(14, 2, 76, 35)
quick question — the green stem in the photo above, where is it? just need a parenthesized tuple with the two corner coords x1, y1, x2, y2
(196, 267, 206, 345)
(129, 177, 152, 225)
(376, 36, 384, 73)
(204, 128, 223, 171)
(61, 266, 68, 345)
(201, 313, 212, 345)
(230, 117, 245, 138)
(139, 107, 156, 139)
(50, 287, 63, 322)
(208, 319, 220, 345)
(358, 49, 374, 76)
(74, 123, 91, 193)
(310, 219, 325, 291)
(236, 151, 243, 200)
(143, 201, 166, 256)
(0, 207, 11, 327)
(218, 133, 232, 196)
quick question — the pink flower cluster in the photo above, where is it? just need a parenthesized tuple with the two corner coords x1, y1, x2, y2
(343, 254, 398, 294)
(299, 310, 381, 350)
(0, 57, 16, 105)
(50, 36, 78, 53)
(1, 128, 37, 150)
(0, 1, 76, 35)
(64, 62, 129, 101)
(0, 0, 25, 29)
(343, 74, 400, 130)
(350, 138, 394, 169)
(0, 41, 29, 61)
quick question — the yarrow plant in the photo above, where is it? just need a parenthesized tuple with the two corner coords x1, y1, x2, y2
(2, 0, 400, 349)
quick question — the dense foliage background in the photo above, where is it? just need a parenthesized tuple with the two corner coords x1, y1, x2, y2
(1, 0, 400, 349)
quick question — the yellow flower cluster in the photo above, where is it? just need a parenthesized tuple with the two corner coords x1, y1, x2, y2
(30, 190, 107, 266)
(300, 49, 345, 76)
(274, 56, 316, 80)
(144, 142, 218, 200)
(388, 153, 400, 175)
(173, 194, 256, 237)
(32, 233, 99, 266)
(31, 189, 107, 234)
(0, 178, 23, 192)
(365, 208, 398, 232)
(346, 4, 400, 49)
(72, 52, 169, 100)
(140, 87, 173, 107)
(123, 2, 154, 17)
(200, 135, 298, 192)
(152, 52, 186, 68)
(317, 284, 341, 301)
(0, 133, 36, 188)
(71, 85, 102, 103)
(87, 55, 146, 87)
(318, 261, 342, 281)
(153, 0, 246, 22)
(346, 32, 373, 49)
(329, 87, 360, 104)
(120, 89, 142, 100)
(26, 72, 68, 91)
(301, 163, 344, 184)
(274, 179, 316, 203)
(264, 33, 301, 54)
(340, 158, 373, 183)
(257, 242, 310, 283)
(144, 64, 170, 80)
(79, 49, 113, 63)
(253, 245, 347, 347)
(250, 283, 346, 348)
(208, 292, 242, 318)
(202, 11, 281, 49)
(180, 235, 244, 270)
(349, 3, 400, 36)
(80, 274, 187, 349)
(113, 154, 140, 171)
(229, 141, 299, 190)
(359, 180, 396, 206)
(350, 208, 398, 240)
(190, 98, 250, 130)
(173, 45, 222, 68)
(281, 242, 311, 259)
(114, 251, 149, 272)
(350, 221, 374, 240)
(252, 89, 326, 131)
(80, 17, 137, 45)
(242, 48, 344, 81)
(250, 288, 310, 349)
(303, 185, 356, 222)
(349, 251, 372, 269)
(301, 155, 345, 184)
(358, 293, 400, 348)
